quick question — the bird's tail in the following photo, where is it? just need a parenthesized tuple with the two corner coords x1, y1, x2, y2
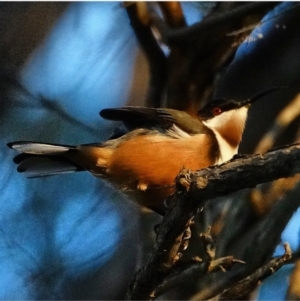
(7, 141, 83, 178)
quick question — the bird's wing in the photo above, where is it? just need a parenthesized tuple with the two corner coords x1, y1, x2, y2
(100, 106, 208, 134)
(100, 106, 174, 130)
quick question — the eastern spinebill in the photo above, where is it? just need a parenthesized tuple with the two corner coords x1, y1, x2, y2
(7, 89, 277, 213)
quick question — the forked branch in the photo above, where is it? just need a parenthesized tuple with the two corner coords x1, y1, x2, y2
(125, 143, 300, 300)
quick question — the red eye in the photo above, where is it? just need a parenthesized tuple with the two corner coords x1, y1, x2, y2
(212, 107, 222, 115)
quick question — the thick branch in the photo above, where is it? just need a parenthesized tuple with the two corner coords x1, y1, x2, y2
(154, 2, 278, 46)
(126, 4, 167, 107)
(125, 143, 300, 300)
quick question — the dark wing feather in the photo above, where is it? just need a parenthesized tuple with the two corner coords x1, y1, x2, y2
(100, 106, 207, 134)
(100, 106, 175, 131)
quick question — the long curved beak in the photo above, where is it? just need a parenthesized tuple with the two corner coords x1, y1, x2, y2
(240, 87, 285, 107)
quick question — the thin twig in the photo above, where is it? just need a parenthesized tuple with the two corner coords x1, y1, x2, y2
(255, 92, 300, 153)
(286, 259, 300, 299)
(189, 243, 291, 300)
(219, 243, 292, 300)
(251, 97, 300, 216)
(156, 256, 244, 298)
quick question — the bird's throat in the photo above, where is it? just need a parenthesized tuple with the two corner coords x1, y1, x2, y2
(214, 131, 238, 163)
(203, 107, 248, 163)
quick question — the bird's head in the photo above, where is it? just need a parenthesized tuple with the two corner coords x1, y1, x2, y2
(197, 88, 281, 162)
(198, 88, 280, 122)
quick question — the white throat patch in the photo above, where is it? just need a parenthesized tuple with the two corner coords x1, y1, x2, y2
(213, 131, 238, 163)
(203, 106, 248, 164)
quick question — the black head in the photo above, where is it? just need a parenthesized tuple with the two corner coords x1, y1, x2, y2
(198, 87, 281, 120)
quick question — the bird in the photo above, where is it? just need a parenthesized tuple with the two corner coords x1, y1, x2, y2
(7, 89, 277, 213)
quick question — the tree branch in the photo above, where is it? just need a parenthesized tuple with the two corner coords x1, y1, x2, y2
(125, 143, 300, 300)
(255, 92, 300, 153)
(126, 3, 167, 107)
(153, 2, 279, 46)
(219, 243, 292, 300)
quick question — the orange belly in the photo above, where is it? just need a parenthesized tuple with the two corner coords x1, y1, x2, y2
(106, 134, 218, 210)
(71, 133, 218, 212)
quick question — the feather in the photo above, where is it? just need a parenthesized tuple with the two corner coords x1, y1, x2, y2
(100, 106, 209, 135)
(100, 107, 175, 131)
(16, 155, 82, 178)
(7, 141, 74, 155)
